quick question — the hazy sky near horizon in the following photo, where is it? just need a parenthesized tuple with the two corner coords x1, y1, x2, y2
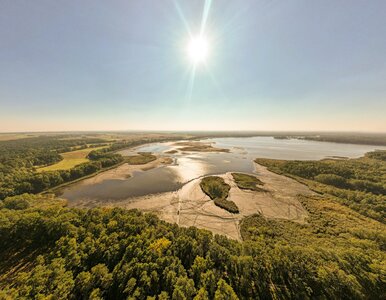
(1, 0, 386, 132)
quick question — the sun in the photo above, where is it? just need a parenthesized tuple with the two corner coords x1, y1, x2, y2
(187, 36, 209, 64)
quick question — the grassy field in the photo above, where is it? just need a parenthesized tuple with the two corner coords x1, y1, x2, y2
(37, 146, 107, 172)
(231, 173, 266, 191)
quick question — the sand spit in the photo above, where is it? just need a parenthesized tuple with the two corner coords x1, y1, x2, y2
(103, 163, 313, 240)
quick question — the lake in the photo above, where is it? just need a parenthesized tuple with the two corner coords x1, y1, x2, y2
(59, 137, 385, 204)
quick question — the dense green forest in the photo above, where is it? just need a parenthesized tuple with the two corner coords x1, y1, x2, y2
(0, 189, 384, 299)
(0, 135, 182, 200)
(255, 150, 386, 223)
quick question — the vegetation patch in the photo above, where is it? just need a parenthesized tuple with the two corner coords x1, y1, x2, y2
(175, 141, 229, 152)
(238, 193, 386, 298)
(37, 146, 107, 172)
(126, 152, 157, 165)
(231, 172, 266, 191)
(165, 149, 178, 154)
(213, 198, 239, 213)
(0, 191, 384, 299)
(255, 150, 386, 223)
(200, 176, 239, 213)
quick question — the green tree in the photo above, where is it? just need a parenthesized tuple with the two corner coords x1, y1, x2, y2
(214, 279, 239, 300)
(172, 277, 196, 300)
(193, 288, 209, 300)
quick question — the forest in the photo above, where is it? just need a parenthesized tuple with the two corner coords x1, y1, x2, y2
(0, 188, 385, 299)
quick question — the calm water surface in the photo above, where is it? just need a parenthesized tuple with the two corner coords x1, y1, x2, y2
(60, 137, 385, 205)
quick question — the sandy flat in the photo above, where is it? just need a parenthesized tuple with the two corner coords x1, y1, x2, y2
(102, 163, 313, 240)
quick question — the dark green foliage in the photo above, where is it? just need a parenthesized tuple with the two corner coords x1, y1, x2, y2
(314, 173, 350, 188)
(200, 176, 230, 200)
(213, 199, 239, 214)
(200, 176, 239, 213)
(231, 173, 265, 191)
(214, 279, 238, 300)
(256, 150, 386, 222)
(1, 195, 30, 210)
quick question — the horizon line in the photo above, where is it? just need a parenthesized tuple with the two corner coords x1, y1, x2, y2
(1, 129, 386, 135)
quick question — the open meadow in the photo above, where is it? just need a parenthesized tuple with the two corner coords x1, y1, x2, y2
(37, 146, 108, 172)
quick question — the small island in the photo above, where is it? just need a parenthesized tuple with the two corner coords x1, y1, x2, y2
(174, 141, 229, 152)
(200, 176, 239, 213)
(126, 152, 157, 165)
(231, 173, 266, 192)
(165, 149, 178, 154)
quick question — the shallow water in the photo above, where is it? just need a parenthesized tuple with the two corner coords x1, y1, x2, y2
(60, 137, 385, 204)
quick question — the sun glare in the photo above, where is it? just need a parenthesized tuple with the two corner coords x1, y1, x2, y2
(187, 36, 209, 64)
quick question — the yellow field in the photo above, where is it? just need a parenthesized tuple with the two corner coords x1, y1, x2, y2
(37, 146, 106, 172)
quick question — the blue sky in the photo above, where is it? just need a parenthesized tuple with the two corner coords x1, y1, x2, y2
(1, 0, 385, 132)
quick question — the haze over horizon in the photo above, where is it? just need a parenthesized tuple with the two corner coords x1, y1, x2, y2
(1, 1, 386, 132)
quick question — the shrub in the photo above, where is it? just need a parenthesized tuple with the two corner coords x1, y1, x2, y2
(314, 174, 350, 189)
(200, 176, 230, 201)
(231, 173, 265, 191)
(2, 196, 30, 210)
(214, 199, 239, 213)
